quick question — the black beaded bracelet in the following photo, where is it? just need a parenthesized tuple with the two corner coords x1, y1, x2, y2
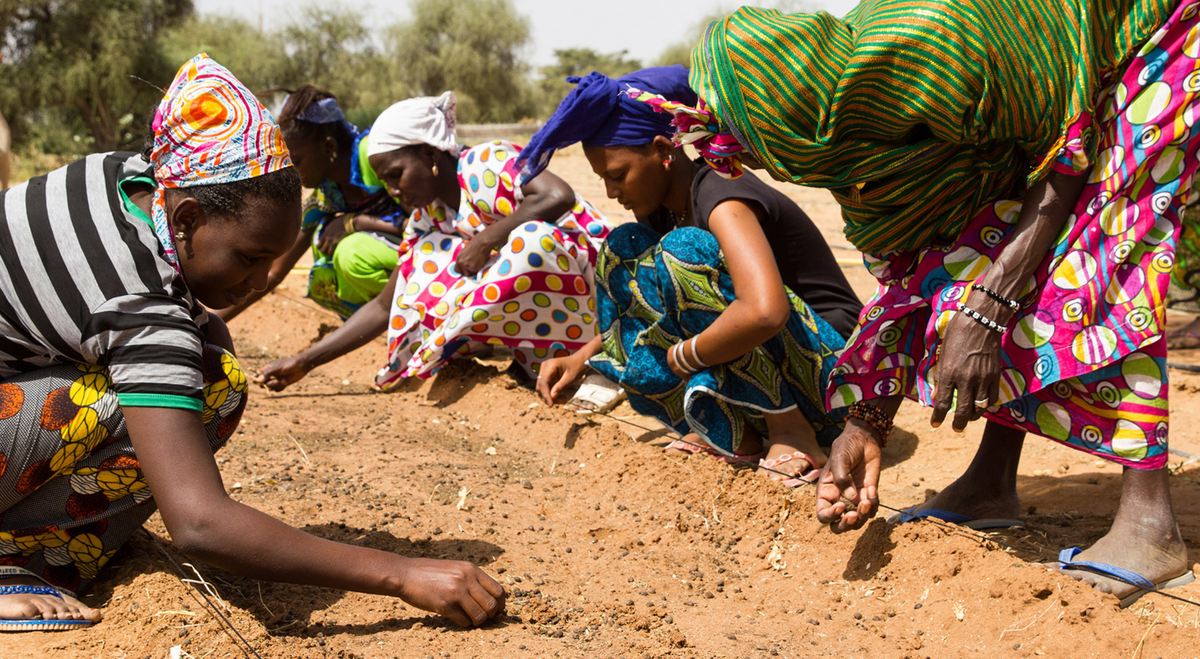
(956, 302, 1007, 334)
(970, 283, 1021, 311)
(847, 401, 892, 447)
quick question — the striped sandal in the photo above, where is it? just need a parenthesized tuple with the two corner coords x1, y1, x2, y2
(759, 450, 822, 488)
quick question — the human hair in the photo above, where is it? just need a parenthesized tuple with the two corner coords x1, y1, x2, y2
(274, 85, 357, 155)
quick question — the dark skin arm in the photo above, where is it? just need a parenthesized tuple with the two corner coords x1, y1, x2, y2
(255, 266, 397, 391)
(538, 199, 789, 403)
(316, 213, 404, 257)
(455, 170, 576, 277)
(213, 226, 313, 323)
(815, 168, 1087, 532)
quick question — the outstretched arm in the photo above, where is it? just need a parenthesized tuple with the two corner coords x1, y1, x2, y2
(255, 266, 398, 391)
(124, 405, 505, 626)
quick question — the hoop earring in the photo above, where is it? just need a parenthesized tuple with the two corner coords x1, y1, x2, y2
(663, 154, 675, 171)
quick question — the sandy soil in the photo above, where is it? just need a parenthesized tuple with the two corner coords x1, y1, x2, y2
(6, 148, 1200, 659)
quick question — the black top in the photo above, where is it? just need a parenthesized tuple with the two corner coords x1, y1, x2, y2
(640, 163, 862, 338)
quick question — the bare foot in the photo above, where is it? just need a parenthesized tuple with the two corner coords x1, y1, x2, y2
(1057, 467, 1189, 604)
(0, 576, 101, 625)
(1166, 316, 1200, 350)
(885, 475, 1022, 523)
(758, 409, 825, 483)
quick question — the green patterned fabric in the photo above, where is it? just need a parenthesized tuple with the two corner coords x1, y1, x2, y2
(689, 0, 1175, 254)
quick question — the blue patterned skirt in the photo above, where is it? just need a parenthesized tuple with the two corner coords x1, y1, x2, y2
(590, 224, 848, 454)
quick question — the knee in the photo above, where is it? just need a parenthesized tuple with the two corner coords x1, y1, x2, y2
(660, 227, 719, 262)
(603, 223, 662, 260)
(205, 314, 235, 353)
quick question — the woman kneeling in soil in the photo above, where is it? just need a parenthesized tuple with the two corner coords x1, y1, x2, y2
(0, 55, 503, 631)
(691, 0, 1197, 605)
(216, 86, 408, 322)
(532, 66, 863, 484)
(257, 93, 614, 389)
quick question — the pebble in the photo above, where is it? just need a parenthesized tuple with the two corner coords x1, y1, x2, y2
(853, 613, 862, 620)
(727, 633, 737, 640)
(914, 603, 923, 610)
(522, 481, 533, 490)
(808, 618, 820, 626)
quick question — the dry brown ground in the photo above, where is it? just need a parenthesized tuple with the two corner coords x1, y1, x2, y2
(6, 148, 1200, 659)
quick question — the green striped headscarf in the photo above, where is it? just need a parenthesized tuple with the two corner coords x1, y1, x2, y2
(690, 0, 1175, 255)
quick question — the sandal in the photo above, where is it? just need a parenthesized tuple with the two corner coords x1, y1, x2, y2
(0, 585, 94, 632)
(1056, 547, 1196, 608)
(759, 450, 821, 487)
(663, 439, 766, 465)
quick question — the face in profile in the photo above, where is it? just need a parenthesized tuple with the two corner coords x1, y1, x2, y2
(282, 130, 330, 189)
(368, 146, 441, 210)
(583, 139, 675, 219)
(175, 192, 300, 309)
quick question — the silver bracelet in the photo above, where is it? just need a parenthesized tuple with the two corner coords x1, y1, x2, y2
(672, 343, 698, 374)
(688, 337, 709, 369)
(956, 302, 1007, 334)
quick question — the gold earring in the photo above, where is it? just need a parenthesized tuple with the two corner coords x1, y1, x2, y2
(175, 231, 185, 241)
(432, 163, 439, 177)
(663, 155, 675, 171)
(329, 153, 336, 164)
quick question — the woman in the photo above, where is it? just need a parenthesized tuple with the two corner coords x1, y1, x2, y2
(216, 86, 407, 322)
(257, 92, 613, 390)
(0, 55, 504, 631)
(530, 66, 863, 484)
(689, 0, 1196, 605)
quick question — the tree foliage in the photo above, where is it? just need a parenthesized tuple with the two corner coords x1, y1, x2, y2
(1, 0, 194, 152)
(538, 48, 642, 115)
(386, 0, 536, 123)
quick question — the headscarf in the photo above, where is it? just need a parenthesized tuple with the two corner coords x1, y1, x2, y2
(150, 53, 292, 269)
(367, 92, 461, 157)
(624, 90, 745, 179)
(284, 93, 360, 142)
(517, 66, 697, 183)
(689, 0, 1174, 254)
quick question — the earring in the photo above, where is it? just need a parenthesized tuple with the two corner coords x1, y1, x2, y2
(432, 163, 439, 177)
(329, 153, 337, 164)
(663, 154, 675, 171)
(175, 231, 186, 241)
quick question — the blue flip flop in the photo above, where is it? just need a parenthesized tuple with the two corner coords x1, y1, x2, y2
(889, 506, 1025, 530)
(1056, 547, 1196, 608)
(0, 585, 94, 632)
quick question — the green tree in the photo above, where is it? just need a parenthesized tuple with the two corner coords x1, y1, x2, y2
(0, 0, 194, 152)
(161, 14, 290, 96)
(538, 48, 642, 114)
(386, 0, 537, 123)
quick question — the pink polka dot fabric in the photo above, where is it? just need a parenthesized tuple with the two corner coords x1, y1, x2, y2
(376, 140, 612, 385)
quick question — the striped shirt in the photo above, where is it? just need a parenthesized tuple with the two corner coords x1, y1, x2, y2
(0, 152, 210, 411)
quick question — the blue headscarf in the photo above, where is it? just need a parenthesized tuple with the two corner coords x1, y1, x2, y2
(518, 65, 697, 183)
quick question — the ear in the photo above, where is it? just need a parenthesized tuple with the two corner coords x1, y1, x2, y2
(651, 136, 677, 162)
(324, 136, 339, 161)
(168, 194, 206, 239)
(422, 144, 442, 168)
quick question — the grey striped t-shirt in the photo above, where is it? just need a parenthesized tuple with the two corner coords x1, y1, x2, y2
(0, 152, 210, 411)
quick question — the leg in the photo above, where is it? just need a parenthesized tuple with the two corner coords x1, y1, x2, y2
(1063, 466, 1188, 599)
(897, 420, 1025, 521)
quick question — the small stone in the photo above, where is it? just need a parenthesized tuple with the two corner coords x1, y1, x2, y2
(726, 633, 737, 640)
(853, 613, 862, 620)
(914, 603, 923, 610)
(522, 481, 533, 490)
(808, 618, 820, 626)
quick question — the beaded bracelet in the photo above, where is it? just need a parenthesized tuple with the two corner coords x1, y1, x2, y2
(847, 402, 892, 448)
(970, 283, 1020, 311)
(956, 302, 1007, 334)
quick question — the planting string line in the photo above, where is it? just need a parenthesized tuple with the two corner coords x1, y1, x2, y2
(146, 530, 264, 659)
(571, 405, 1200, 609)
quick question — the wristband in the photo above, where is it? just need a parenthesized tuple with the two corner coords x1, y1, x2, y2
(956, 302, 1007, 334)
(343, 214, 356, 235)
(970, 283, 1020, 312)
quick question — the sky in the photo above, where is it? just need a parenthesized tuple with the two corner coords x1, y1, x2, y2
(192, 0, 859, 68)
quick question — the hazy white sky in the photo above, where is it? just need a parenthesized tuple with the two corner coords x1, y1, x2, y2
(193, 0, 859, 67)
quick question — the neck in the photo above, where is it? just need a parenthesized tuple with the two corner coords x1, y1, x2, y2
(663, 155, 696, 220)
(329, 158, 366, 204)
(435, 151, 461, 209)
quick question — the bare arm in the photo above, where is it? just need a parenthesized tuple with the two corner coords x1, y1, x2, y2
(455, 169, 576, 276)
(214, 227, 313, 323)
(675, 199, 790, 371)
(123, 405, 504, 626)
(255, 266, 397, 391)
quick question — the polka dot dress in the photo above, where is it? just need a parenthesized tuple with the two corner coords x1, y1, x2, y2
(377, 140, 612, 384)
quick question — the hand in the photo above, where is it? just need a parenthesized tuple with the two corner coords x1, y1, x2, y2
(396, 558, 506, 627)
(454, 234, 497, 278)
(317, 215, 351, 257)
(815, 420, 883, 532)
(931, 304, 1005, 432)
(254, 355, 312, 391)
(536, 354, 587, 405)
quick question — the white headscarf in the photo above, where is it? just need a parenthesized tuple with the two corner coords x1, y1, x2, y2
(367, 91, 461, 156)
